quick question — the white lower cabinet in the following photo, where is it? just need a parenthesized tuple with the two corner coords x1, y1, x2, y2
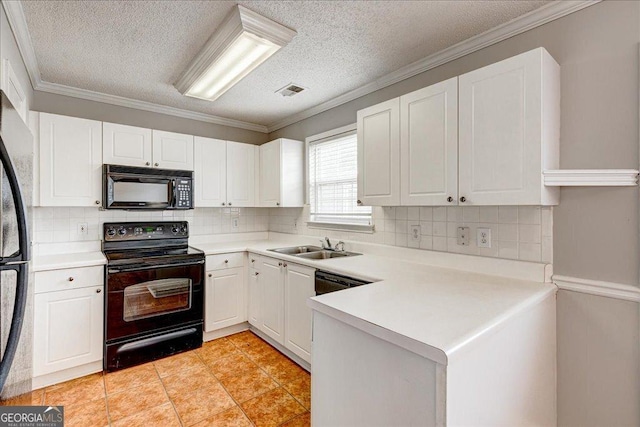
(284, 263, 315, 363)
(259, 257, 286, 344)
(250, 254, 315, 363)
(204, 253, 246, 332)
(33, 266, 104, 381)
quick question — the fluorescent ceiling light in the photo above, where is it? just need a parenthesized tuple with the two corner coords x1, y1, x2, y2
(175, 5, 296, 102)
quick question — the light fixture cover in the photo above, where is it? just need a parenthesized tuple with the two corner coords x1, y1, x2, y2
(175, 5, 296, 102)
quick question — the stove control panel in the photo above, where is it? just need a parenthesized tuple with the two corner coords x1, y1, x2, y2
(103, 222, 189, 241)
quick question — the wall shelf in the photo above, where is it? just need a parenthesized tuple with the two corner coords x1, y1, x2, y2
(543, 169, 639, 187)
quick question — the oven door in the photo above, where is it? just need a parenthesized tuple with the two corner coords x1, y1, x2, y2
(105, 172, 174, 210)
(106, 260, 204, 342)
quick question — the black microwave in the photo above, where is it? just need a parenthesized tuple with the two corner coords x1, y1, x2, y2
(103, 164, 193, 210)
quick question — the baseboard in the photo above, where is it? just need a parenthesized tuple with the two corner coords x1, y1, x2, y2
(553, 275, 640, 303)
(32, 361, 102, 390)
(203, 323, 250, 341)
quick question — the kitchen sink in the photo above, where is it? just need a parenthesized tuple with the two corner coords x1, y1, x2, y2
(268, 245, 323, 255)
(295, 250, 361, 260)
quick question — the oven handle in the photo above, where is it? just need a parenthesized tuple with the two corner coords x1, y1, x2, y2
(107, 259, 204, 274)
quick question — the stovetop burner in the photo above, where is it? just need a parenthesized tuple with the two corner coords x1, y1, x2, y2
(102, 221, 203, 267)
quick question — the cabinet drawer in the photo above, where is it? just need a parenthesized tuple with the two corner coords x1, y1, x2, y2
(206, 253, 245, 270)
(35, 266, 103, 294)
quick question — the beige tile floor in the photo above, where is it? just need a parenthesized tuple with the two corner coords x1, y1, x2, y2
(1, 331, 311, 426)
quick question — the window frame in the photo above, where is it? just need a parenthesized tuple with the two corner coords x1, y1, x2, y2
(305, 124, 373, 233)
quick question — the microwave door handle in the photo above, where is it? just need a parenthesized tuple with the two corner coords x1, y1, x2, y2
(169, 180, 177, 206)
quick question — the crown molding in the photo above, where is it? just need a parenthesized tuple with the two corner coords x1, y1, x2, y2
(265, 0, 601, 132)
(543, 169, 639, 186)
(3, 0, 599, 135)
(553, 275, 640, 303)
(1, 0, 41, 88)
(35, 81, 269, 133)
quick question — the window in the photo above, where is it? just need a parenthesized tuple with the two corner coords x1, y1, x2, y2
(307, 126, 372, 231)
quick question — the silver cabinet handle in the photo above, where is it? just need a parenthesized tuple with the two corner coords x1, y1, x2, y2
(278, 262, 283, 267)
(95, 200, 100, 205)
(68, 277, 74, 282)
(255, 272, 259, 276)
(224, 260, 229, 264)
(251, 259, 255, 263)
(145, 162, 150, 166)
(447, 196, 453, 203)
(96, 288, 102, 293)
(283, 263, 287, 268)
(208, 273, 212, 277)
(222, 203, 226, 206)
(228, 203, 232, 206)
(276, 202, 280, 206)
(460, 196, 466, 203)
(154, 162, 159, 167)
(357, 199, 362, 205)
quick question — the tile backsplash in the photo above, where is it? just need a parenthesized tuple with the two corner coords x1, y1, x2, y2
(34, 205, 552, 263)
(269, 205, 553, 263)
(32, 207, 270, 243)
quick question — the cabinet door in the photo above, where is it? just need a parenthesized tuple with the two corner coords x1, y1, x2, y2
(357, 98, 400, 206)
(152, 130, 194, 170)
(284, 263, 315, 363)
(39, 113, 102, 207)
(259, 140, 281, 207)
(227, 141, 255, 207)
(194, 137, 226, 207)
(33, 286, 103, 376)
(103, 122, 152, 167)
(204, 267, 245, 332)
(259, 257, 284, 344)
(459, 49, 542, 205)
(400, 78, 458, 206)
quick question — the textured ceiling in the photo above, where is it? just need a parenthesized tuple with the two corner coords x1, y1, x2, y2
(21, 0, 550, 127)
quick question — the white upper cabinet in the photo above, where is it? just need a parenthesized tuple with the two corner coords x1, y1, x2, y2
(259, 138, 304, 207)
(458, 48, 559, 205)
(226, 141, 255, 207)
(102, 122, 153, 167)
(193, 137, 255, 207)
(357, 47, 560, 206)
(39, 113, 103, 207)
(357, 98, 400, 206)
(152, 130, 194, 170)
(400, 77, 458, 206)
(194, 137, 227, 207)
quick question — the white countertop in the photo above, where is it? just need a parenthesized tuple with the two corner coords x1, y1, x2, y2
(33, 251, 106, 272)
(33, 232, 556, 365)
(190, 234, 556, 365)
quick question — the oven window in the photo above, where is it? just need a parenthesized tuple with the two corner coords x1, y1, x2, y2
(113, 181, 169, 203)
(123, 278, 192, 321)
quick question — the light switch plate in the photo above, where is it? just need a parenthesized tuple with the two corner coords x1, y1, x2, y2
(457, 227, 470, 246)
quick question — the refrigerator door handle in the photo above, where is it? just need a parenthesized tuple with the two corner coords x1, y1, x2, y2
(0, 135, 29, 264)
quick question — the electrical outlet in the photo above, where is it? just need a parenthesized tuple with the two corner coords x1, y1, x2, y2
(232, 218, 239, 229)
(77, 222, 88, 236)
(477, 228, 492, 248)
(410, 224, 421, 242)
(457, 227, 470, 246)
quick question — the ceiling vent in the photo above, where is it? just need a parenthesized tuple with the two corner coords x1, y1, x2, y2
(276, 83, 306, 97)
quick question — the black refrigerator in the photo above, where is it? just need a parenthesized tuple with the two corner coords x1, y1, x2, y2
(0, 90, 33, 398)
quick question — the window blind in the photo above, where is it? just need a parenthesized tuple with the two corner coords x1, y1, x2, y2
(308, 131, 372, 226)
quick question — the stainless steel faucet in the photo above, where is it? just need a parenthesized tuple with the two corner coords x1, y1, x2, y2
(320, 237, 332, 250)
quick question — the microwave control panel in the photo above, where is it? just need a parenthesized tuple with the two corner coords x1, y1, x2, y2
(175, 179, 192, 208)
